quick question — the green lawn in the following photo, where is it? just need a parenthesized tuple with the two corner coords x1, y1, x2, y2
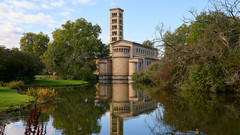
(0, 87, 34, 112)
(29, 75, 88, 86)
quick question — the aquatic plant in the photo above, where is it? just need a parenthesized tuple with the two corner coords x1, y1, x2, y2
(0, 121, 5, 135)
(25, 101, 46, 135)
(26, 88, 57, 102)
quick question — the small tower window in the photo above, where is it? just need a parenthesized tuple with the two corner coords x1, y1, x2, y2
(119, 19, 122, 24)
(112, 31, 117, 36)
(120, 26, 123, 30)
(120, 32, 122, 36)
(112, 19, 117, 24)
(112, 25, 117, 30)
(112, 37, 117, 41)
(112, 13, 117, 17)
(119, 13, 122, 18)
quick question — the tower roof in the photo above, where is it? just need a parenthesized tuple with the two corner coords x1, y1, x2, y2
(109, 8, 124, 12)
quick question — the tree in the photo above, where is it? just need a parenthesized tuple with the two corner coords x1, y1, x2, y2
(20, 32, 49, 57)
(42, 18, 109, 80)
(0, 46, 44, 83)
(11, 47, 19, 51)
(134, 0, 240, 92)
(142, 40, 154, 47)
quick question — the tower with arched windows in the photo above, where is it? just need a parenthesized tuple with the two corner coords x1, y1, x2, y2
(98, 8, 158, 81)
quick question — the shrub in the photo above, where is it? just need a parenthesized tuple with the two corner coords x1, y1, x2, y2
(26, 88, 38, 98)
(132, 72, 151, 83)
(26, 87, 57, 102)
(0, 46, 44, 83)
(0, 81, 5, 87)
(5, 80, 24, 90)
(38, 88, 56, 101)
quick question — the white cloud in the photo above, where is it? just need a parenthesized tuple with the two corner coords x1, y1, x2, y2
(41, 3, 52, 9)
(0, 22, 23, 48)
(0, 3, 55, 24)
(70, 0, 96, 5)
(60, 11, 71, 17)
(6, 0, 40, 10)
(0, 2, 56, 48)
(50, 0, 65, 7)
(0, 0, 99, 48)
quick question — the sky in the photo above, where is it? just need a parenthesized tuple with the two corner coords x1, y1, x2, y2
(0, 0, 212, 49)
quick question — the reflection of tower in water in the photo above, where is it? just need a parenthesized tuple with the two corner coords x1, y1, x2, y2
(96, 83, 157, 135)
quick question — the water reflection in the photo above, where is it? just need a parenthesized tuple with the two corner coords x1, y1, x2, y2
(132, 83, 240, 135)
(47, 85, 109, 135)
(1, 83, 240, 135)
(96, 83, 157, 135)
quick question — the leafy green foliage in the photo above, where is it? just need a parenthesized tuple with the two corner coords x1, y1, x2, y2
(142, 40, 154, 47)
(133, 10, 240, 93)
(20, 32, 49, 58)
(132, 72, 151, 83)
(5, 80, 24, 90)
(0, 46, 44, 83)
(133, 84, 240, 135)
(26, 88, 57, 102)
(0, 81, 4, 87)
(42, 18, 109, 81)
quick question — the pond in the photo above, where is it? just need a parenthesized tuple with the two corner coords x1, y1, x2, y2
(1, 83, 240, 135)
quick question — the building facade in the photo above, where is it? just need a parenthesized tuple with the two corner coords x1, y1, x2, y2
(96, 83, 157, 135)
(98, 8, 158, 81)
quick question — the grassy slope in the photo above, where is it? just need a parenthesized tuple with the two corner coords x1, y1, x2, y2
(29, 75, 88, 86)
(0, 87, 34, 112)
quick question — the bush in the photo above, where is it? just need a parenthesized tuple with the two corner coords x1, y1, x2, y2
(132, 72, 151, 83)
(38, 88, 56, 101)
(26, 87, 57, 102)
(0, 81, 5, 87)
(0, 46, 44, 83)
(5, 80, 24, 90)
(26, 88, 38, 98)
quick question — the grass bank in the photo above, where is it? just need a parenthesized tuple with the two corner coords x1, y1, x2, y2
(28, 75, 88, 86)
(0, 87, 34, 112)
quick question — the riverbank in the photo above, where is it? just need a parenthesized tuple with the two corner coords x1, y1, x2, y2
(27, 75, 88, 87)
(0, 76, 88, 113)
(0, 87, 34, 113)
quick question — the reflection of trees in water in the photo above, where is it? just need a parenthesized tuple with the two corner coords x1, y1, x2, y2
(25, 102, 47, 135)
(0, 121, 5, 135)
(44, 85, 109, 135)
(132, 83, 240, 135)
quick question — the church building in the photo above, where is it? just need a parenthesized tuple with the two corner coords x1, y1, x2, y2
(98, 8, 158, 80)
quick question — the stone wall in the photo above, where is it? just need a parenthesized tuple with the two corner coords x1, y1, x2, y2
(112, 57, 129, 75)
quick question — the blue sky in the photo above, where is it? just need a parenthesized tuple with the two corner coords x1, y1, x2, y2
(0, 0, 212, 48)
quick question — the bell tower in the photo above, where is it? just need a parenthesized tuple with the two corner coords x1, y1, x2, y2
(110, 8, 124, 43)
(109, 8, 124, 56)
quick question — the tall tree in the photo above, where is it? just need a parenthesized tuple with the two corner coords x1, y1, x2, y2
(0, 46, 44, 83)
(20, 32, 49, 57)
(42, 18, 109, 80)
(133, 0, 240, 92)
(142, 40, 154, 47)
